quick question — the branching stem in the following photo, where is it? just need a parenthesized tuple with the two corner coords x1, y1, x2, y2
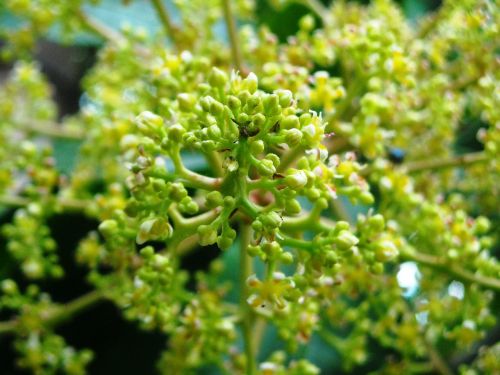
(0, 290, 103, 336)
(400, 249, 500, 292)
(221, 0, 244, 72)
(404, 151, 488, 174)
(151, 0, 179, 49)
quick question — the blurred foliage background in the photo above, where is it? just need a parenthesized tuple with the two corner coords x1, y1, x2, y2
(2, 1, 497, 374)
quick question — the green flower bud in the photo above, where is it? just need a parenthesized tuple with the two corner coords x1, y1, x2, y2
(209, 100, 224, 116)
(179, 197, 199, 215)
(275, 89, 293, 108)
(227, 95, 241, 111)
(247, 245, 262, 257)
(207, 124, 221, 139)
(250, 140, 265, 155)
(243, 72, 258, 93)
(98, 219, 119, 238)
(140, 246, 155, 259)
(266, 153, 280, 168)
(336, 221, 350, 231)
(152, 253, 170, 271)
(285, 128, 303, 146)
(263, 94, 280, 115)
(282, 115, 300, 130)
(335, 230, 359, 251)
(252, 219, 263, 232)
(280, 252, 294, 264)
(136, 111, 164, 138)
(368, 214, 385, 231)
(201, 140, 216, 152)
(359, 191, 374, 205)
(208, 67, 228, 87)
(136, 217, 173, 244)
(223, 196, 236, 208)
(1, 279, 18, 295)
(260, 211, 283, 229)
(299, 14, 315, 31)
(284, 199, 301, 215)
(474, 216, 490, 234)
(22, 259, 43, 279)
(256, 159, 276, 176)
(206, 191, 224, 208)
(167, 124, 186, 142)
(177, 93, 196, 112)
(371, 262, 384, 274)
(374, 240, 398, 262)
(252, 113, 266, 128)
(198, 225, 218, 246)
(217, 236, 233, 250)
(169, 182, 188, 201)
(284, 169, 308, 189)
(200, 96, 212, 112)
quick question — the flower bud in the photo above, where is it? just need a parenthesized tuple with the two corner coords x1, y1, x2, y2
(250, 140, 265, 155)
(136, 111, 164, 138)
(285, 129, 303, 146)
(374, 240, 398, 262)
(334, 230, 359, 251)
(260, 211, 283, 229)
(206, 191, 224, 208)
(256, 159, 276, 176)
(177, 93, 196, 112)
(243, 72, 258, 93)
(368, 214, 385, 231)
(169, 182, 188, 201)
(282, 115, 300, 130)
(198, 225, 218, 246)
(98, 219, 119, 238)
(136, 217, 173, 244)
(266, 153, 280, 168)
(284, 199, 301, 215)
(284, 169, 308, 189)
(209, 100, 224, 116)
(227, 95, 241, 111)
(208, 67, 228, 87)
(217, 235, 233, 250)
(263, 94, 280, 115)
(167, 124, 186, 142)
(275, 89, 293, 108)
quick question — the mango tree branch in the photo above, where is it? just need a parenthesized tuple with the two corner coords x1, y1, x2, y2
(403, 151, 488, 174)
(0, 290, 104, 336)
(400, 249, 500, 292)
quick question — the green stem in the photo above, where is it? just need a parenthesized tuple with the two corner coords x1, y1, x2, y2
(403, 151, 488, 174)
(424, 339, 454, 375)
(401, 249, 500, 292)
(221, 0, 244, 72)
(0, 290, 103, 336)
(295, 0, 330, 24)
(277, 146, 303, 173)
(0, 195, 89, 212)
(77, 8, 125, 44)
(170, 148, 221, 190)
(280, 235, 314, 251)
(239, 224, 256, 375)
(151, 0, 179, 49)
(17, 120, 85, 140)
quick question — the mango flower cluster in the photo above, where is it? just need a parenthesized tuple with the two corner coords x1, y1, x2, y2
(0, 0, 499, 374)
